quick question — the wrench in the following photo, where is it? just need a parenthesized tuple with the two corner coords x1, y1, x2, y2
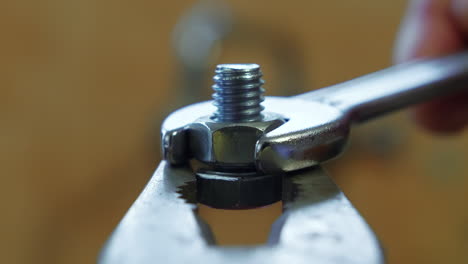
(162, 52, 468, 173)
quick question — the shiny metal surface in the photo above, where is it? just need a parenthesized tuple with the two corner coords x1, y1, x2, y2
(257, 52, 468, 172)
(161, 97, 347, 172)
(163, 64, 285, 170)
(164, 52, 468, 173)
(149, 52, 468, 263)
(163, 111, 285, 169)
(99, 162, 383, 264)
(212, 64, 265, 122)
(296, 52, 468, 122)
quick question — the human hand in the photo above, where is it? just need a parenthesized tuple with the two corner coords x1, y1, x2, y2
(394, 0, 468, 133)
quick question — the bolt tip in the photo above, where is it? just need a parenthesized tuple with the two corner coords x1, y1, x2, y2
(212, 63, 264, 123)
(216, 64, 260, 73)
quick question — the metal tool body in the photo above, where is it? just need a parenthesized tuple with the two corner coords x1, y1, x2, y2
(99, 163, 383, 264)
(100, 53, 468, 263)
(163, 52, 468, 173)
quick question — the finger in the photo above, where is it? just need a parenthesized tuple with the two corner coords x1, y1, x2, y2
(452, 0, 468, 34)
(394, 0, 462, 63)
(394, 0, 468, 133)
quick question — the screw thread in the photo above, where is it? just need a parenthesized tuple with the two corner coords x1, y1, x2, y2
(212, 64, 265, 122)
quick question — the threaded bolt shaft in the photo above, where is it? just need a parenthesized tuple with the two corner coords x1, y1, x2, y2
(211, 64, 265, 122)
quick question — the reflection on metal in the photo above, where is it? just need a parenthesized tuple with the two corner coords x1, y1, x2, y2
(162, 97, 346, 173)
(211, 64, 265, 122)
(256, 52, 468, 173)
(99, 163, 383, 264)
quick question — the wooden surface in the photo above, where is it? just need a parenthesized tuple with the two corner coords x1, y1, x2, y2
(1, 0, 467, 263)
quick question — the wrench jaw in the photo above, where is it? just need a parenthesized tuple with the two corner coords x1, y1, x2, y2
(256, 97, 351, 174)
(161, 101, 287, 171)
(161, 101, 214, 166)
(255, 132, 349, 174)
(162, 97, 351, 174)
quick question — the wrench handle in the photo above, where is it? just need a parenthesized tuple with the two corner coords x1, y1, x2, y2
(296, 52, 468, 123)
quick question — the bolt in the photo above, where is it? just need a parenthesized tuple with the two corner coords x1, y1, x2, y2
(162, 63, 285, 169)
(211, 64, 265, 122)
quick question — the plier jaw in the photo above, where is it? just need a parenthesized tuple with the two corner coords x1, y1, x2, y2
(99, 162, 384, 264)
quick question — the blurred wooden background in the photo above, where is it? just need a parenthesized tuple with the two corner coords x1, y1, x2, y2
(1, 0, 468, 263)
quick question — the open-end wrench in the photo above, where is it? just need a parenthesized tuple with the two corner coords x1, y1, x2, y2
(163, 52, 468, 174)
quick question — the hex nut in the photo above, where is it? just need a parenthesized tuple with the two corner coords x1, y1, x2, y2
(196, 171, 282, 209)
(187, 112, 286, 169)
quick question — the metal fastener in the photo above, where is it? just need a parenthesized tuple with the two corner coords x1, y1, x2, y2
(212, 64, 265, 122)
(162, 63, 286, 171)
